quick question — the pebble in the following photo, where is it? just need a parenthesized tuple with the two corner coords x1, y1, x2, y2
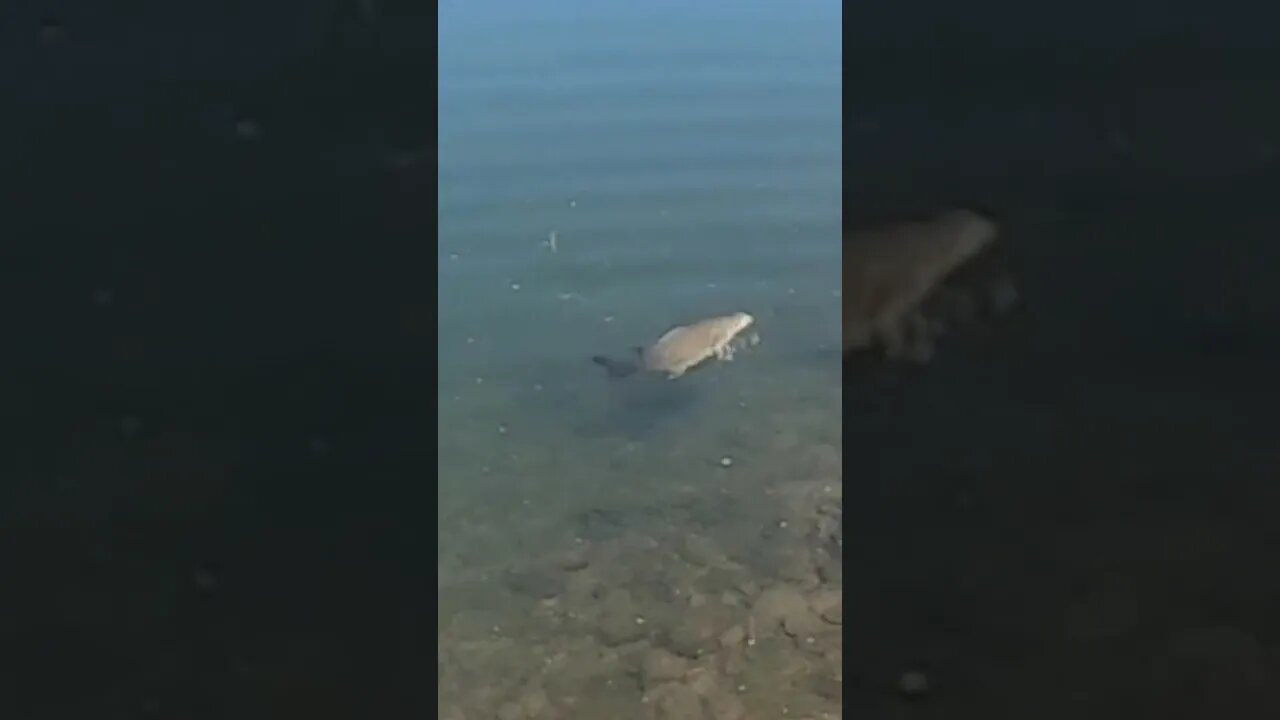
(681, 534, 732, 568)
(438, 473, 844, 718)
(719, 624, 746, 648)
(719, 456, 733, 468)
(781, 608, 825, 639)
(812, 674, 842, 700)
(649, 682, 702, 720)
(706, 689, 746, 720)
(640, 648, 689, 688)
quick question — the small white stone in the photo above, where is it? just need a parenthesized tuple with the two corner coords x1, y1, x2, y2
(634, 616, 645, 625)
(510, 282, 521, 291)
(719, 456, 733, 468)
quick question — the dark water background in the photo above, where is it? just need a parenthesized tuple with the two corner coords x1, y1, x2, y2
(843, 11, 1280, 719)
(3, 0, 1280, 718)
(4, 4, 437, 717)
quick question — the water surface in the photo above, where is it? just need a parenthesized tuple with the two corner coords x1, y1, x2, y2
(436, 1, 843, 716)
(437, 0, 841, 570)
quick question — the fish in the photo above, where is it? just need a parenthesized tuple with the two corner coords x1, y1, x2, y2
(593, 312, 757, 379)
(843, 209, 1001, 363)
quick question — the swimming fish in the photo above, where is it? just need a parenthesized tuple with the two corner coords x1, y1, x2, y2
(593, 311, 757, 379)
(843, 209, 1000, 363)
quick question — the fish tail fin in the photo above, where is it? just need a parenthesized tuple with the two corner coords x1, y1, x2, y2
(592, 355, 638, 379)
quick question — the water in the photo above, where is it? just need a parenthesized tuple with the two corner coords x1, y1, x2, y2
(13, 3, 1277, 717)
(437, 0, 842, 716)
(837, 36, 1280, 718)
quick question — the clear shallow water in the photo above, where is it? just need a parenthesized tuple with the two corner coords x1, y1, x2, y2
(438, 1, 840, 563)
(437, 0, 842, 714)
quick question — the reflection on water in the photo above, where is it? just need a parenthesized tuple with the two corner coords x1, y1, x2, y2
(437, 0, 842, 716)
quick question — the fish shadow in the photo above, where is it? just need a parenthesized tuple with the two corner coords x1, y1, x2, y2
(509, 358, 703, 439)
(593, 372, 702, 437)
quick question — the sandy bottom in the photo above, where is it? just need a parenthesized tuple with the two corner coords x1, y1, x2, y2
(437, 327, 842, 720)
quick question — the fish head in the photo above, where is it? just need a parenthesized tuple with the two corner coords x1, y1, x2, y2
(725, 311, 755, 335)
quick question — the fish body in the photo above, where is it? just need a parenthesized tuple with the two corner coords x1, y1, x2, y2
(843, 209, 999, 363)
(594, 311, 756, 379)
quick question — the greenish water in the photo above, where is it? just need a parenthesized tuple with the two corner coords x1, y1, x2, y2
(437, 3, 840, 574)
(437, 1, 842, 714)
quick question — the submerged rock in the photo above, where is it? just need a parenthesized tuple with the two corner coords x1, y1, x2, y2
(641, 648, 690, 688)
(667, 603, 740, 658)
(644, 682, 705, 720)
(750, 586, 812, 637)
(597, 589, 650, 646)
